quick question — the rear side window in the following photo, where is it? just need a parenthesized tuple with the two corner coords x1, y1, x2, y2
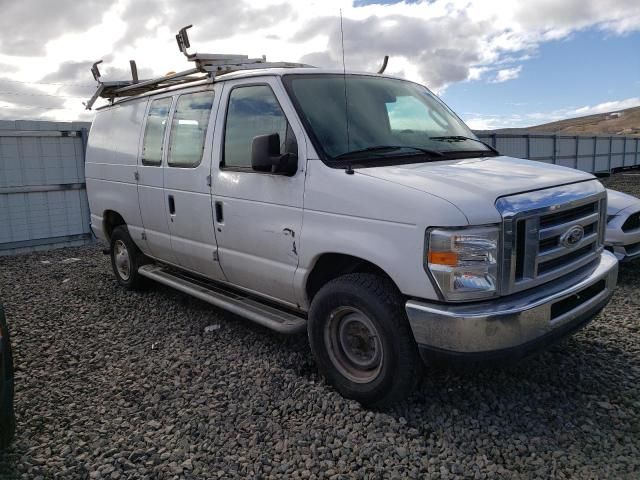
(142, 97, 172, 166)
(168, 91, 214, 168)
(223, 85, 291, 169)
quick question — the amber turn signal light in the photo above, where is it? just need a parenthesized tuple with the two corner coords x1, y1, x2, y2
(428, 251, 459, 266)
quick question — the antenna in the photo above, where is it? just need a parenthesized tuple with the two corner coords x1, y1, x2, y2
(339, 9, 353, 173)
(377, 55, 389, 74)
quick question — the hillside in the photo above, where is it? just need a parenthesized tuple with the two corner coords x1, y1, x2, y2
(481, 105, 640, 136)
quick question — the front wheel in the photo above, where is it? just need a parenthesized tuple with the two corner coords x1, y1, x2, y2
(0, 305, 15, 450)
(308, 273, 421, 408)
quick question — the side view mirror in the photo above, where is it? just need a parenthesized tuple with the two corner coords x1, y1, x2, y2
(251, 133, 298, 176)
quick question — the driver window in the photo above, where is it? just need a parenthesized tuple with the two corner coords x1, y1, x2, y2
(223, 85, 297, 169)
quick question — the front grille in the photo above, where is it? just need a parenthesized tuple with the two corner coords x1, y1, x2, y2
(537, 244, 594, 276)
(539, 202, 596, 228)
(497, 181, 607, 295)
(622, 212, 640, 233)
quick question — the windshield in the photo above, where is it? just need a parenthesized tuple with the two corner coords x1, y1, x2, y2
(283, 74, 490, 161)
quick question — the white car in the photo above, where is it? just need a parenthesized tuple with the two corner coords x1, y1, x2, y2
(83, 29, 619, 406)
(606, 189, 640, 261)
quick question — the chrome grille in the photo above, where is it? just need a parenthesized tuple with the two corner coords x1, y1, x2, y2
(496, 181, 607, 295)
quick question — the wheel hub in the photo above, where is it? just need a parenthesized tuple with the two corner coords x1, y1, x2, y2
(325, 307, 383, 384)
(114, 240, 131, 281)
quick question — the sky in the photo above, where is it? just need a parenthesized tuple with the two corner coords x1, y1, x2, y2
(0, 0, 638, 129)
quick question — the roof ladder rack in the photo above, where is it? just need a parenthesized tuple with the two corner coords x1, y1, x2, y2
(84, 24, 314, 110)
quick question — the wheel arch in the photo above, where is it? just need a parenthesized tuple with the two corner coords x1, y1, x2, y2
(102, 210, 127, 243)
(305, 253, 401, 304)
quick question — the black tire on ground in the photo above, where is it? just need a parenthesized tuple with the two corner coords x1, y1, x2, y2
(110, 225, 149, 290)
(308, 273, 422, 408)
(0, 305, 15, 450)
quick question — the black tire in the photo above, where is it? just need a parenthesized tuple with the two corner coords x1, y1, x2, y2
(0, 305, 15, 450)
(110, 226, 149, 290)
(308, 273, 422, 408)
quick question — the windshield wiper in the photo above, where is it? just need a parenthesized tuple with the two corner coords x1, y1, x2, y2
(334, 145, 445, 161)
(429, 136, 500, 155)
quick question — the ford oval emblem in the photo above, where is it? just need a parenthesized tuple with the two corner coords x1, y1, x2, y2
(560, 225, 585, 248)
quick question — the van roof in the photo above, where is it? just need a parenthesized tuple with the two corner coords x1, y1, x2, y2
(96, 68, 399, 110)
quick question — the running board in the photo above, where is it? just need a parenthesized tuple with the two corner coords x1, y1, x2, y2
(138, 264, 307, 334)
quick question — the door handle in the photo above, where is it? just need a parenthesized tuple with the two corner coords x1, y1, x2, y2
(215, 201, 224, 223)
(168, 195, 176, 215)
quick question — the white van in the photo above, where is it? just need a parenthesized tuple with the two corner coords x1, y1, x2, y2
(86, 42, 618, 406)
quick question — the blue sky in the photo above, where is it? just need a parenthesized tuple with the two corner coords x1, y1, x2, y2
(443, 28, 640, 129)
(0, 0, 638, 127)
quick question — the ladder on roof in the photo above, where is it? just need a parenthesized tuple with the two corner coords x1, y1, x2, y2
(84, 25, 314, 110)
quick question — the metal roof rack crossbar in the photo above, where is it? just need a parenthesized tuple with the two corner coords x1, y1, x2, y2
(84, 24, 314, 110)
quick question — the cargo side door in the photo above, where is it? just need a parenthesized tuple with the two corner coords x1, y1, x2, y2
(136, 95, 178, 264)
(163, 88, 226, 281)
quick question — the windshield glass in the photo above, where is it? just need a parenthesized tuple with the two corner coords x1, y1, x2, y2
(283, 74, 489, 161)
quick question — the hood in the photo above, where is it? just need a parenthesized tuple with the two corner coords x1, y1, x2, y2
(356, 156, 596, 224)
(607, 188, 640, 214)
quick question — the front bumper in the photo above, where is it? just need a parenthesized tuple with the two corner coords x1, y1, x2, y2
(406, 250, 618, 360)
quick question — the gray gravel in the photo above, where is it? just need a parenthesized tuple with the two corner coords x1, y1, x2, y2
(0, 174, 639, 479)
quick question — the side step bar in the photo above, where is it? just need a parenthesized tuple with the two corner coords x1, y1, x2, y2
(138, 264, 307, 334)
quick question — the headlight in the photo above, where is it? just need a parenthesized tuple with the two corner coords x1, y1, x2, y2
(425, 226, 500, 301)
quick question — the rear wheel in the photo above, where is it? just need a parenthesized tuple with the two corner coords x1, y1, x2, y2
(110, 226, 149, 290)
(308, 273, 421, 408)
(0, 305, 15, 450)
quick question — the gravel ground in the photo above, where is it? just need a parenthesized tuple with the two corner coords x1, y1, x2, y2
(0, 174, 639, 479)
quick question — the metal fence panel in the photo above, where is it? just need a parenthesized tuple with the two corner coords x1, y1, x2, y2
(577, 137, 594, 156)
(476, 132, 640, 173)
(494, 136, 526, 158)
(530, 137, 554, 160)
(0, 121, 92, 255)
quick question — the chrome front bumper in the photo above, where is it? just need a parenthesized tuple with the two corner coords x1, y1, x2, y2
(406, 250, 618, 357)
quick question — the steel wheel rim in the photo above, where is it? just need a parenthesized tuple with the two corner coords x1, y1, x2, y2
(114, 240, 131, 281)
(324, 306, 383, 384)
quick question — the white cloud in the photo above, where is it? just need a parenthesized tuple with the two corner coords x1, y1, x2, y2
(0, 0, 639, 120)
(491, 66, 523, 83)
(465, 117, 501, 130)
(568, 97, 640, 117)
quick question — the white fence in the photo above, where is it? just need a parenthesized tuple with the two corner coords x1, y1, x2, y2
(0, 120, 92, 255)
(475, 133, 640, 173)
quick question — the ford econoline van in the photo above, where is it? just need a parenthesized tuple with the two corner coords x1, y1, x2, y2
(86, 36, 618, 406)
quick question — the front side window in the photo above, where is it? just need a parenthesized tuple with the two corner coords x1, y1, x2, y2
(168, 91, 214, 168)
(283, 74, 490, 162)
(142, 97, 172, 166)
(223, 85, 296, 169)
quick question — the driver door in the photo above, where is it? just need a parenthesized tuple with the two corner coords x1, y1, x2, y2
(211, 77, 306, 307)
